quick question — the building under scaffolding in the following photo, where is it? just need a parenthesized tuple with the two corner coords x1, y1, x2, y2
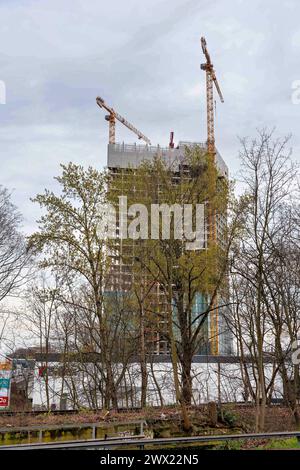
(106, 141, 233, 356)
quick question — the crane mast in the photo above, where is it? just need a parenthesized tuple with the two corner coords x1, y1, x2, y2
(200, 37, 224, 356)
(96, 96, 151, 145)
(200, 37, 224, 155)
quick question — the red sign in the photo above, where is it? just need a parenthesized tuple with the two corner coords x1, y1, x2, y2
(0, 396, 9, 407)
(38, 365, 47, 377)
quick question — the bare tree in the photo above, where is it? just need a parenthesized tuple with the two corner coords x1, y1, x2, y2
(29, 164, 137, 409)
(0, 186, 32, 353)
(0, 186, 31, 302)
(229, 129, 298, 431)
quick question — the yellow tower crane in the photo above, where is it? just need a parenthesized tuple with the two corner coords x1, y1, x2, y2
(200, 37, 224, 155)
(96, 96, 151, 145)
(200, 37, 224, 356)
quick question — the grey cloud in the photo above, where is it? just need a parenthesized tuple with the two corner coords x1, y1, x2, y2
(0, 0, 299, 234)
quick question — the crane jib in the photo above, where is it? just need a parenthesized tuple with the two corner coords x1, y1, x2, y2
(96, 96, 151, 145)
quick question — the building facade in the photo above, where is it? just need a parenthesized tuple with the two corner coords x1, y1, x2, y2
(106, 141, 232, 355)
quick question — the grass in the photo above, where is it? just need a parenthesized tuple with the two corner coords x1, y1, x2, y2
(257, 437, 300, 450)
(213, 437, 300, 450)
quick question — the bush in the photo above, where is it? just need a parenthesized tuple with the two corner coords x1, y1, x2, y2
(219, 408, 238, 427)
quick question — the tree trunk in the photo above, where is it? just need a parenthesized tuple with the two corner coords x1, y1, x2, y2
(140, 305, 148, 408)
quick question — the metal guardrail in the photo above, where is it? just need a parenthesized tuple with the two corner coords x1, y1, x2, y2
(1, 430, 300, 450)
(109, 142, 208, 154)
(0, 434, 146, 450)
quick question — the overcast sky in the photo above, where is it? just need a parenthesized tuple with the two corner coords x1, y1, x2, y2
(0, 0, 300, 234)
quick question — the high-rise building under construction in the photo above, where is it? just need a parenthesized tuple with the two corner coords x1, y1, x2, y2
(100, 36, 232, 356)
(106, 140, 233, 356)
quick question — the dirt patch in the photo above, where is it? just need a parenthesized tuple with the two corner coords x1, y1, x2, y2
(231, 405, 300, 432)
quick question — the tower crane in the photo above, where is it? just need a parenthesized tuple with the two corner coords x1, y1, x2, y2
(200, 37, 224, 356)
(200, 37, 224, 155)
(96, 96, 151, 145)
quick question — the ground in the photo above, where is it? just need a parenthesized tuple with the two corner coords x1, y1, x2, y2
(0, 404, 299, 433)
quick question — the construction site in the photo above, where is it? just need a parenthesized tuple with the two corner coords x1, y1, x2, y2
(96, 37, 231, 358)
(1, 2, 300, 454)
(2, 35, 298, 415)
